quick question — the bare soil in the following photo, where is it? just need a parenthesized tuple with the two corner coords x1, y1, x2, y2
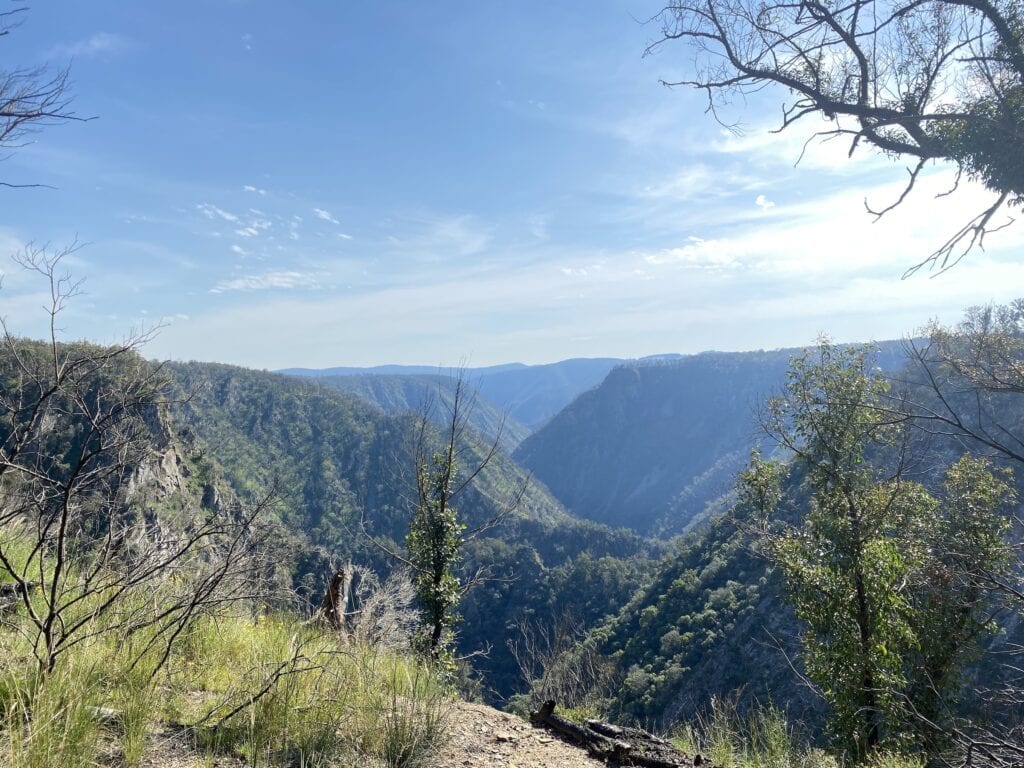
(438, 700, 607, 768)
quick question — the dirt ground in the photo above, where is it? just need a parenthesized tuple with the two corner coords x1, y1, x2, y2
(113, 699, 603, 767)
(437, 700, 607, 768)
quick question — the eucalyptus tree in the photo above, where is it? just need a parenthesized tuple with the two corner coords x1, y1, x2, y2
(650, 0, 1024, 272)
(739, 341, 1014, 758)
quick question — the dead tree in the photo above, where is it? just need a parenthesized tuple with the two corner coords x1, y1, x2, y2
(0, 5, 86, 188)
(316, 563, 363, 630)
(0, 245, 269, 675)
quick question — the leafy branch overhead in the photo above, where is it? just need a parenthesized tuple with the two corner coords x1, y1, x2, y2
(650, 0, 1024, 272)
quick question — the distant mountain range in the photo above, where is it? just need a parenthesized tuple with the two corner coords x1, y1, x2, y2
(280, 355, 683, 430)
(281, 344, 910, 535)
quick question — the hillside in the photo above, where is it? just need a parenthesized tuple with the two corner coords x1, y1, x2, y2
(471, 358, 628, 429)
(164, 362, 569, 567)
(515, 342, 909, 535)
(281, 357, 630, 431)
(161, 360, 659, 698)
(306, 372, 532, 451)
(514, 351, 793, 535)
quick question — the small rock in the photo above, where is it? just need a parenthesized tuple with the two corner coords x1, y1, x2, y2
(496, 731, 515, 743)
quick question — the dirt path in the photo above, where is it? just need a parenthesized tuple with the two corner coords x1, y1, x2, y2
(439, 701, 606, 768)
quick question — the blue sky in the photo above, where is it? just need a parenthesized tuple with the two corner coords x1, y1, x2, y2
(2, 1, 1022, 368)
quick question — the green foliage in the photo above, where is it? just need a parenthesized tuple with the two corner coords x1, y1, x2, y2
(745, 341, 1016, 759)
(407, 450, 466, 666)
(673, 699, 831, 768)
(601, 512, 788, 729)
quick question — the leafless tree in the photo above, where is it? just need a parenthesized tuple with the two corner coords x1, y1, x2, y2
(648, 0, 1023, 273)
(0, 4, 85, 188)
(0, 245, 269, 675)
(507, 610, 614, 711)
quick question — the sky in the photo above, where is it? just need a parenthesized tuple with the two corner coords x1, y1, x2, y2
(2, 1, 1023, 369)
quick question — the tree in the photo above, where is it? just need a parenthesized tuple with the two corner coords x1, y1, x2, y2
(901, 300, 1024, 464)
(740, 341, 1015, 759)
(0, 247, 267, 675)
(0, 5, 83, 188)
(364, 373, 526, 667)
(649, 0, 1024, 273)
(894, 301, 1024, 767)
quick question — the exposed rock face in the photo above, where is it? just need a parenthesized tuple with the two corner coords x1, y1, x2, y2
(126, 441, 188, 502)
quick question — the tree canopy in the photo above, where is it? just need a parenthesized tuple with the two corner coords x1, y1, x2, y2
(650, 0, 1024, 272)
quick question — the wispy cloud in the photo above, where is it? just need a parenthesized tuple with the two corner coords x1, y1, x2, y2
(197, 203, 240, 223)
(387, 214, 492, 259)
(210, 270, 321, 294)
(233, 218, 271, 238)
(641, 238, 741, 270)
(313, 208, 339, 225)
(49, 32, 132, 60)
(636, 165, 764, 202)
(243, 185, 267, 196)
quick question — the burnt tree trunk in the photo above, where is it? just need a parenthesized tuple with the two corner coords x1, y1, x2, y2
(530, 700, 707, 768)
(318, 565, 363, 630)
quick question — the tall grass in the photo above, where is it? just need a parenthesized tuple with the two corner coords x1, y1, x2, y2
(0, 601, 449, 767)
(169, 612, 449, 767)
(1, 650, 105, 768)
(672, 699, 925, 768)
(0, 517, 450, 767)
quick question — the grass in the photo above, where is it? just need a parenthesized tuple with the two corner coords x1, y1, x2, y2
(0, 603, 449, 767)
(0, 517, 450, 767)
(177, 612, 447, 766)
(671, 698, 926, 768)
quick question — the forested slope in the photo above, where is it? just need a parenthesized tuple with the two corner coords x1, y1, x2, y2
(515, 343, 908, 536)
(162, 360, 661, 699)
(306, 372, 531, 451)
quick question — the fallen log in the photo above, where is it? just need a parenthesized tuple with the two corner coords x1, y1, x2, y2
(529, 700, 705, 768)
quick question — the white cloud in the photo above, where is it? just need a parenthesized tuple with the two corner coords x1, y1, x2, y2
(49, 32, 131, 60)
(337, 233, 353, 240)
(233, 218, 271, 238)
(209, 271, 321, 294)
(709, 118, 895, 175)
(230, 244, 247, 256)
(313, 208, 339, 225)
(638, 165, 764, 202)
(388, 214, 492, 258)
(197, 203, 240, 223)
(243, 185, 268, 195)
(755, 194, 775, 209)
(641, 238, 741, 270)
